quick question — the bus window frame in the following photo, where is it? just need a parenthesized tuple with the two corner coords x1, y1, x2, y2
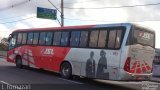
(97, 30, 108, 48)
(8, 26, 126, 50)
(33, 32, 40, 45)
(70, 31, 81, 47)
(89, 30, 99, 48)
(27, 32, 34, 45)
(17, 33, 23, 46)
(39, 32, 47, 45)
(22, 33, 27, 45)
(53, 31, 62, 46)
(45, 32, 53, 46)
(115, 30, 123, 49)
(79, 31, 89, 47)
(108, 30, 117, 49)
(61, 31, 70, 46)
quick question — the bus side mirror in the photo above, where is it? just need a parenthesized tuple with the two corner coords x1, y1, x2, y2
(8, 34, 13, 42)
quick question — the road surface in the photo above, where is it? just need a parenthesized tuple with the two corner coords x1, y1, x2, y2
(0, 58, 159, 90)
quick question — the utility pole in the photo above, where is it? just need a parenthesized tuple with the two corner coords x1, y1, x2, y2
(48, 0, 64, 27)
(61, 0, 64, 27)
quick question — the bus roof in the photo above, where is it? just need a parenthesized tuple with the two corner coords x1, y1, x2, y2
(12, 23, 132, 33)
(12, 23, 154, 33)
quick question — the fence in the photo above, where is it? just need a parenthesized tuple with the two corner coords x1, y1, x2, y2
(0, 51, 7, 58)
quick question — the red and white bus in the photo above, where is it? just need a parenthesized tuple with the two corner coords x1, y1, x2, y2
(7, 23, 155, 80)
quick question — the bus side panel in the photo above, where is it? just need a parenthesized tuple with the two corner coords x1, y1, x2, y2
(7, 46, 31, 66)
(30, 46, 70, 72)
(7, 48, 18, 63)
(7, 46, 71, 72)
(65, 48, 121, 80)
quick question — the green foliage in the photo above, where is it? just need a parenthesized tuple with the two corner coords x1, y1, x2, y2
(0, 38, 8, 51)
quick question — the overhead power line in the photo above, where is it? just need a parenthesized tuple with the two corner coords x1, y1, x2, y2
(47, 0, 64, 27)
(63, 0, 99, 4)
(0, 16, 36, 24)
(0, 0, 31, 11)
(64, 18, 160, 22)
(48, 0, 61, 13)
(64, 2, 160, 9)
(64, 18, 107, 22)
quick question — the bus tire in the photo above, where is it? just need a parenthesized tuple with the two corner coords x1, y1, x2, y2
(60, 62, 72, 79)
(15, 56, 23, 68)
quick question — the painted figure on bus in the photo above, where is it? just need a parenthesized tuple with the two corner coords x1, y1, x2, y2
(86, 51, 96, 78)
(96, 50, 109, 79)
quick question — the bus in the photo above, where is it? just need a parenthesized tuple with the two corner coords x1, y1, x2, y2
(7, 23, 155, 80)
(152, 49, 160, 76)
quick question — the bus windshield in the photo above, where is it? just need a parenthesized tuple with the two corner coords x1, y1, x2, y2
(8, 33, 17, 50)
(133, 26, 155, 47)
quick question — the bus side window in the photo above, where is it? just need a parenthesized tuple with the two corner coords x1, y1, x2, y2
(98, 30, 107, 48)
(79, 31, 88, 47)
(17, 33, 22, 45)
(46, 32, 53, 45)
(89, 30, 99, 48)
(115, 30, 122, 48)
(108, 30, 116, 48)
(22, 33, 27, 44)
(27, 32, 33, 45)
(39, 32, 46, 45)
(70, 31, 80, 47)
(33, 32, 39, 45)
(53, 32, 61, 46)
(61, 32, 69, 46)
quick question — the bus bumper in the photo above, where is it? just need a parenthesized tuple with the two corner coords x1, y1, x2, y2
(118, 69, 152, 81)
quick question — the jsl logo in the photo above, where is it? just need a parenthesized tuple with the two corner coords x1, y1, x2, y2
(139, 32, 152, 40)
(41, 48, 54, 55)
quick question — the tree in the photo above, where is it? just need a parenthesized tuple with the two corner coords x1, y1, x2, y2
(0, 38, 8, 51)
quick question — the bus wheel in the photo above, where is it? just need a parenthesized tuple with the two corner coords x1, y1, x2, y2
(60, 62, 72, 79)
(15, 56, 23, 68)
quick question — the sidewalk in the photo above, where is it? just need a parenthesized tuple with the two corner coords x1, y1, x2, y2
(0, 57, 6, 62)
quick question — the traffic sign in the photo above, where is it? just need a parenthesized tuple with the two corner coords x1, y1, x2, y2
(37, 7, 57, 20)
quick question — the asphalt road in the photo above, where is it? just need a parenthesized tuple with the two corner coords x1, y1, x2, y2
(0, 58, 159, 90)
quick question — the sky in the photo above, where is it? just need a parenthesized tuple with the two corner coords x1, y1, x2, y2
(0, 0, 160, 48)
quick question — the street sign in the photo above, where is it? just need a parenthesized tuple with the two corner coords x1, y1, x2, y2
(37, 7, 57, 20)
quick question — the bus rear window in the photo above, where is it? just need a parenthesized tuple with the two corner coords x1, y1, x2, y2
(133, 29, 154, 47)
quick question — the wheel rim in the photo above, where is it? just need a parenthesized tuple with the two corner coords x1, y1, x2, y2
(62, 66, 70, 77)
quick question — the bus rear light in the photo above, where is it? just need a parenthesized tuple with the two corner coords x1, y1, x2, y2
(124, 57, 131, 73)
